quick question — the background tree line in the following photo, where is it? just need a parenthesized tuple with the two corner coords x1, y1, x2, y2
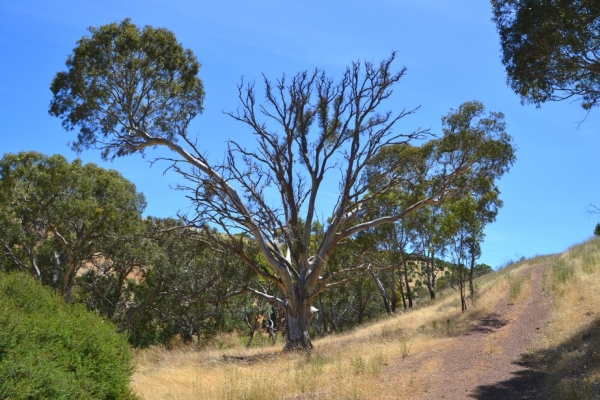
(0, 150, 495, 348)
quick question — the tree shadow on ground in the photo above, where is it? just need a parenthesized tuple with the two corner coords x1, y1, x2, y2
(470, 314, 600, 399)
(463, 312, 508, 335)
(469, 362, 545, 399)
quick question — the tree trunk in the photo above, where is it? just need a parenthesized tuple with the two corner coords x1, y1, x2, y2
(459, 273, 467, 312)
(245, 313, 259, 348)
(314, 308, 325, 337)
(425, 255, 436, 300)
(426, 282, 436, 300)
(469, 248, 476, 306)
(266, 306, 279, 344)
(120, 281, 164, 332)
(62, 259, 77, 302)
(402, 261, 413, 308)
(389, 271, 397, 313)
(397, 265, 407, 311)
(425, 262, 436, 300)
(182, 316, 195, 344)
(319, 296, 331, 334)
(371, 272, 391, 315)
(283, 285, 314, 351)
(30, 255, 41, 279)
(457, 262, 468, 312)
(357, 296, 368, 325)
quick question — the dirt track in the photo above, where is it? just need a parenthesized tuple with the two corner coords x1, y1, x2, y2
(418, 263, 550, 399)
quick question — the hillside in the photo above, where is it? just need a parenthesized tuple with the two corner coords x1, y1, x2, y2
(131, 238, 600, 399)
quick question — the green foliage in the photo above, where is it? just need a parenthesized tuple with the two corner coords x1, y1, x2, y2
(0, 151, 146, 299)
(0, 272, 136, 399)
(439, 102, 511, 310)
(437, 101, 515, 192)
(350, 356, 366, 375)
(473, 263, 493, 276)
(0, 152, 278, 348)
(435, 276, 449, 291)
(49, 18, 205, 159)
(492, 0, 600, 110)
(415, 285, 430, 299)
(594, 223, 600, 237)
(123, 220, 282, 348)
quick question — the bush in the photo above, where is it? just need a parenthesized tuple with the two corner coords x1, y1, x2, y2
(0, 272, 137, 399)
(435, 276, 449, 291)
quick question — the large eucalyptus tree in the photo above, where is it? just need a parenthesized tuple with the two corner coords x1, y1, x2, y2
(50, 19, 515, 350)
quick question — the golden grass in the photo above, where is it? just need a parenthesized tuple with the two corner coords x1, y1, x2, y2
(532, 237, 600, 398)
(131, 259, 542, 400)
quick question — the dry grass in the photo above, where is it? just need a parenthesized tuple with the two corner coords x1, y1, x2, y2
(130, 259, 542, 399)
(129, 246, 600, 399)
(531, 237, 600, 399)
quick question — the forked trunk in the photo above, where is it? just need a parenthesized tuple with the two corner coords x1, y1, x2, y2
(398, 272, 407, 311)
(284, 285, 314, 351)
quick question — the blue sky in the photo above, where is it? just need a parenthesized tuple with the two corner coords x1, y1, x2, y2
(1, 0, 599, 268)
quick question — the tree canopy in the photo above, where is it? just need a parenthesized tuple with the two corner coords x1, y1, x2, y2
(50, 19, 515, 350)
(0, 151, 146, 300)
(492, 0, 600, 110)
(49, 18, 205, 159)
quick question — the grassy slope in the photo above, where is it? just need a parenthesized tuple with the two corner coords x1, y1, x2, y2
(130, 239, 600, 399)
(534, 237, 600, 399)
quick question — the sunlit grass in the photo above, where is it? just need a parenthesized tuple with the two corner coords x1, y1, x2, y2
(131, 258, 546, 399)
(535, 237, 600, 398)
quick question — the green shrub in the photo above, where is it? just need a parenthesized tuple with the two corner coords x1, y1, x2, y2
(435, 276, 449, 291)
(0, 272, 137, 399)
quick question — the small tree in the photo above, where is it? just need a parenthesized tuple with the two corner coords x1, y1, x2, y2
(594, 223, 600, 237)
(444, 188, 502, 311)
(410, 203, 450, 300)
(50, 19, 515, 350)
